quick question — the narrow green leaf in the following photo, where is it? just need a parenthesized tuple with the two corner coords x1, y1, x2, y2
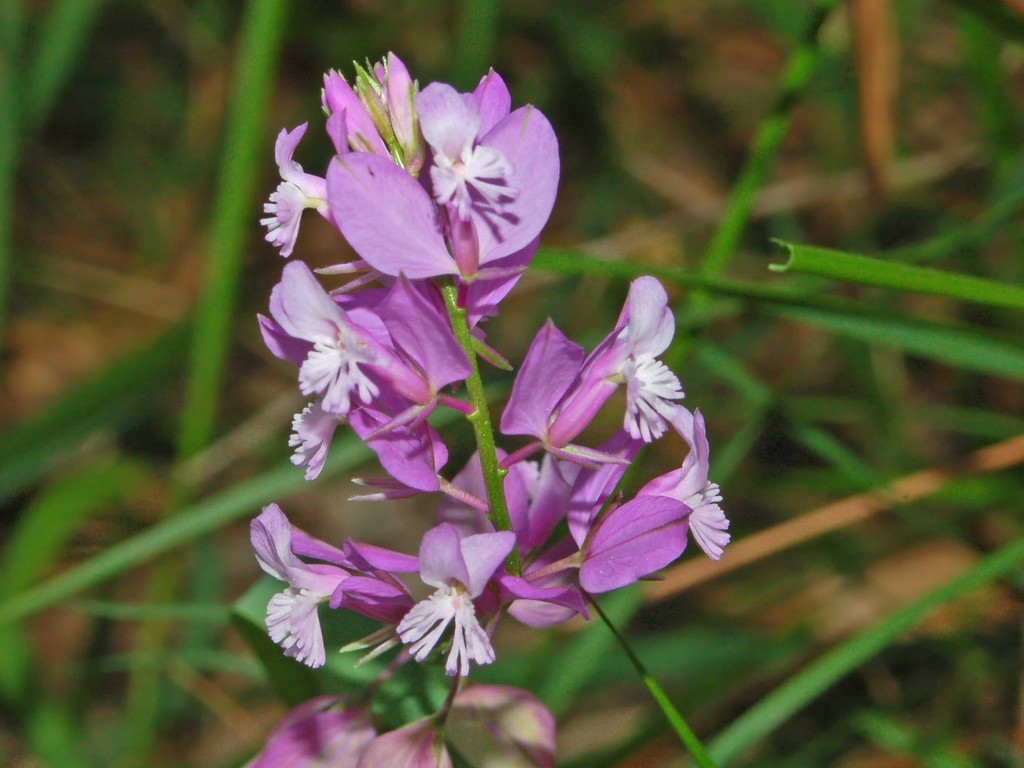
(0, 0, 22, 353)
(591, 598, 719, 768)
(27, 700, 90, 768)
(958, 11, 1019, 178)
(771, 240, 1024, 310)
(696, 0, 837, 285)
(941, 0, 1024, 44)
(453, 0, 500, 89)
(23, 0, 105, 130)
(0, 436, 372, 629)
(71, 600, 229, 623)
(768, 304, 1024, 382)
(708, 535, 1024, 764)
(855, 711, 980, 768)
(0, 459, 150, 699)
(533, 247, 816, 305)
(177, 0, 289, 458)
(788, 423, 879, 490)
(0, 460, 151, 598)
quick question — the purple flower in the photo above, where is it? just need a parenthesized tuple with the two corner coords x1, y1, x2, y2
(500, 321, 630, 467)
(356, 718, 451, 768)
(323, 69, 390, 158)
(374, 277, 472, 411)
(323, 54, 425, 174)
(289, 399, 342, 480)
(263, 262, 465, 426)
(380, 54, 422, 173)
(417, 82, 518, 221)
(261, 124, 329, 258)
(638, 407, 730, 559)
(288, 529, 417, 627)
(562, 277, 684, 443)
(262, 261, 385, 415)
(447, 685, 556, 768)
(325, 71, 558, 280)
(397, 524, 514, 676)
(251, 505, 349, 668)
(247, 696, 375, 768)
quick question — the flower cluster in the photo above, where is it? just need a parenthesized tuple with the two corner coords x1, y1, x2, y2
(249, 53, 729, 765)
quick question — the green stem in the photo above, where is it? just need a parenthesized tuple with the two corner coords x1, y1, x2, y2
(590, 597, 719, 768)
(440, 280, 520, 576)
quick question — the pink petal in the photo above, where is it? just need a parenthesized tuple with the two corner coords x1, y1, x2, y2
(251, 504, 300, 582)
(500, 321, 583, 440)
(326, 154, 456, 279)
(258, 315, 311, 367)
(580, 496, 690, 593)
(270, 261, 346, 342)
(377, 278, 471, 392)
(249, 697, 375, 768)
(449, 686, 556, 768)
(323, 70, 388, 156)
(473, 69, 512, 134)
(418, 523, 470, 589)
(459, 531, 516, 597)
(473, 106, 559, 266)
(416, 82, 480, 158)
(356, 718, 452, 768)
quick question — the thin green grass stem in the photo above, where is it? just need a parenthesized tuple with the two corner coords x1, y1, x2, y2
(177, 0, 288, 459)
(590, 597, 719, 768)
(0, 0, 23, 357)
(0, 442, 366, 627)
(771, 240, 1024, 310)
(23, 0, 105, 130)
(694, 0, 836, 292)
(441, 281, 520, 575)
(958, 11, 1018, 180)
(668, 0, 836, 370)
(708, 535, 1024, 765)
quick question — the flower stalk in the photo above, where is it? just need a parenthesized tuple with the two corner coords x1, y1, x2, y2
(590, 597, 719, 768)
(441, 279, 521, 576)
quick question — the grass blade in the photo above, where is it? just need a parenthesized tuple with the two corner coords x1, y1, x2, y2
(708, 535, 1024, 764)
(0, 0, 23, 353)
(591, 597, 720, 768)
(23, 0, 105, 130)
(454, 0, 500, 89)
(0, 459, 150, 699)
(177, 0, 289, 459)
(696, 0, 837, 285)
(0, 435, 369, 629)
(768, 304, 1024, 382)
(771, 240, 1024, 310)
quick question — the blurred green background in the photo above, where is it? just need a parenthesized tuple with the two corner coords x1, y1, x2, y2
(3, 0, 1024, 765)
